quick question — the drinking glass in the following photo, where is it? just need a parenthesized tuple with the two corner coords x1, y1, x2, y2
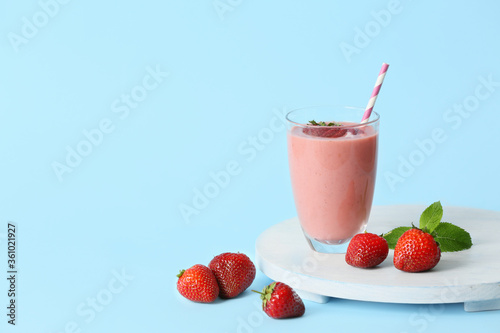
(286, 106, 380, 253)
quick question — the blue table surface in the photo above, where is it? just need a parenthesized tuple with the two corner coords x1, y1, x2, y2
(2, 1, 500, 332)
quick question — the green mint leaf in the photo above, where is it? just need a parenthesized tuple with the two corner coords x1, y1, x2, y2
(308, 120, 342, 127)
(433, 222, 472, 252)
(382, 226, 411, 249)
(327, 121, 342, 126)
(419, 201, 443, 233)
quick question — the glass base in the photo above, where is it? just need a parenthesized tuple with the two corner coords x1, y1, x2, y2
(303, 233, 350, 254)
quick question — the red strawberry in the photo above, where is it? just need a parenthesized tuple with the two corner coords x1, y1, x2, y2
(209, 252, 256, 298)
(177, 264, 219, 303)
(345, 232, 389, 268)
(253, 282, 305, 319)
(303, 125, 364, 138)
(393, 228, 441, 272)
(303, 126, 347, 138)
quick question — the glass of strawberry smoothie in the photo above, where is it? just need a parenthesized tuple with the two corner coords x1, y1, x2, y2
(286, 106, 379, 253)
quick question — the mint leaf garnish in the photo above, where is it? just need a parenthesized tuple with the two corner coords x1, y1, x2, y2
(308, 120, 342, 127)
(433, 222, 472, 252)
(328, 122, 341, 126)
(382, 226, 411, 249)
(419, 201, 443, 233)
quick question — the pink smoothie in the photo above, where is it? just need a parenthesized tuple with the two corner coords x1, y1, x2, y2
(288, 124, 378, 244)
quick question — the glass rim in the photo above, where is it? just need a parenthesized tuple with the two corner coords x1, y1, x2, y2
(286, 105, 380, 128)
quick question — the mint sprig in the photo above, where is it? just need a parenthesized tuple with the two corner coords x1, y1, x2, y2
(382, 201, 472, 252)
(309, 120, 342, 127)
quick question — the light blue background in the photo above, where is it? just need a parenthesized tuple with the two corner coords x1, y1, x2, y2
(2, 0, 499, 332)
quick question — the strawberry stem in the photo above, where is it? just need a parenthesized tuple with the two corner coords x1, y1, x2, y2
(176, 269, 185, 278)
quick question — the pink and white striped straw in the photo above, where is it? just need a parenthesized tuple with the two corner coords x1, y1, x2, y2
(361, 63, 389, 123)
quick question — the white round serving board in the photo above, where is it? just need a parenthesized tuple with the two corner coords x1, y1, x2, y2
(255, 205, 500, 312)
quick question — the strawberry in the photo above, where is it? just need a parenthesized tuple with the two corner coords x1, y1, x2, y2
(345, 232, 389, 268)
(302, 120, 364, 138)
(303, 126, 347, 138)
(393, 228, 441, 272)
(209, 252, 256, 298)
(177, 264, 219, 303)
(253, 282, 305, 319)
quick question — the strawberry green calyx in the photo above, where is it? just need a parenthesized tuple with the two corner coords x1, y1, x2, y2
(176, 269, 185, 278)
(251, 282, 276, 308)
